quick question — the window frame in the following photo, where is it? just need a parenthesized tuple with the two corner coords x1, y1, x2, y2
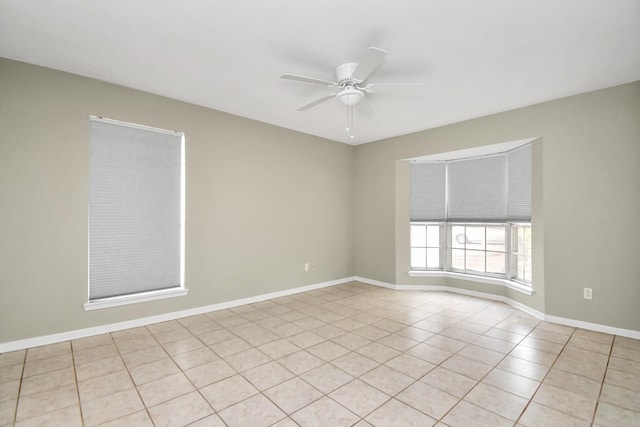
(85, 116, 188, 311)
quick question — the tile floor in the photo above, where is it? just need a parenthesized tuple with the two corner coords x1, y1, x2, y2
(1, 281, 639, 426)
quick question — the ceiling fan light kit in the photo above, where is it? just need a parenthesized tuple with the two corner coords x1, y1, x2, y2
(281, 47, 422, 141)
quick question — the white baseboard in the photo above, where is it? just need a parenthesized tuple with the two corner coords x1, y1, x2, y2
(0, 277, 355, 353)
(356, 276, 640, 340)
(3, 275, 638, 352)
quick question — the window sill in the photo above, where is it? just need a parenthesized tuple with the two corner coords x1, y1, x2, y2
(408, 270, 533, 295)
(84, 287, 189, 311)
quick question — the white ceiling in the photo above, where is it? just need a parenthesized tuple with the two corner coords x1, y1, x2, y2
(1, 1, 639, 145)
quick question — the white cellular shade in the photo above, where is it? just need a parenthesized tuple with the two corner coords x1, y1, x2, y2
(410, 162, 446, 221)
(447, 155, 508, 222)
(89, 117, 184, 301)
(507, 144, 532, 221)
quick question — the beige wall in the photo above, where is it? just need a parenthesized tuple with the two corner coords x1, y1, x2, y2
(354, 81, 640, 331)
(1, 56, 639, 344)
(0, 59, 354, 343)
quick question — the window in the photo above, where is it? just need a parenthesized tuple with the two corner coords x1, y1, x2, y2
(410, 142, 532, 289)
(87, 117, 186, 308)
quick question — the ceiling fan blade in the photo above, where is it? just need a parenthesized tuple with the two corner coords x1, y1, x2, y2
(297, 93, 337, 111)
(363, 83, 424, 92)
(351, 47, 387, 83)
(281, 74, 337, 87)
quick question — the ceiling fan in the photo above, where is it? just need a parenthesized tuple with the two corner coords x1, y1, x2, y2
(281, 47, 422, 140)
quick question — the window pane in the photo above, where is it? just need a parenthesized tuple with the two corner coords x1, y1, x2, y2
(486, 251, 506, 274)
(486, 226, 506, 251)
(452, 225, 466, 248)
(411, 225, 427, 247)
(427, 248, 440, 268)
(426, 225, 440, 247)
(466, 226, 485, 250)
(451, 249, 465, 270)
(465, 250, 485, 273)
(411, 248, 427, 269)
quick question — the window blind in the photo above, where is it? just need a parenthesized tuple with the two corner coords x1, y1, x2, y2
(410, 162, 446, 221)
(447, 155, 508, 222)
(507, 144, 532, 221)
(410, 142, 532, 223)
(89, 117, 184, 301)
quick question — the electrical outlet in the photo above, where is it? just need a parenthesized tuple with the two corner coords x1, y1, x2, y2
(304, 263, 309, 272)
(583, 288, 592, 300)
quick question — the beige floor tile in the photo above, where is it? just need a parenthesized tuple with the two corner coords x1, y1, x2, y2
(188, 413, 227, 427)
(184, 320, 221, 337)
(472, 335, 518, 354)
(509, 344, 558, 366)
(331, 332, 373, 351)
(120, 345, 168, 369)
(604, 367, 640, 392)
(529, 329, 571, 345)
(224, 347, 271, 372)
(497, 355, 550, 381)
(128, 357, 180, 386)
(148, 391, 214, 427)
(13, 404, 82, 427)
(277, 350, 324, 375)
(218, 393, 285, 427)
(199, 329, 236, 346)
(365, 398, 437, 427)
(74, 355, 125, 382)
(614, 336, 640, 352)
(146, 320, 184, 335)
(360, 365, 414, 396)
(421, 367, 478, 398)
(483, 327, 526, 344)
(543, 368, 602, 399)
(242, 361, 295, 390)
(566, 337, 612, 355)
(208, 337, 252, 358)
(307, 340, 350, 362)
(99, 410, 154, 427)
(439, 327, 480, 343)
(200, 374, 258, 411)
(270, 322, 304, 338)
(396, 326, 434, 341)
(78, 370, 134, 404)
(533, 383, 596, 421)
(593, 401, 640, 427)
(572, 329, 614, 345)
(113, 335, 158, 354)
(407, 343, 452, 364)
(352, 325, 392, 341)
(0, 350, 25, 368)
(18, 367, 73, 397)
(171, 346, 219, 370)
(265, 377, 323, 414)
(377, 333, 420, 352)
(111, 326, 152, 343)
(25, 342, 70, 362)
(184, 359, 236, 388)
(291, 396, 359, 427)
(73, 342, 119, 366)
(81, 388, 144, 426)
(0, 363, 23, 382)
(287, 331, 325, 349)
(301, 363, 354, 394)
(356, 342, 401, 364)
(440, 355, 492, 380)
(331, 351, 379, 377)
(71, 333, 113, 352)
(396, 381, 458, 419)
(137, 372, 194, 407)
(425, 335, 467, 353)
(15, 383, 78, 421)
(442, 400, 513, 427)
(385, 353, 435, 379)
(519, 401, 589, 427)
(519, 336, 564, 354)
(458, 344, 505, 366)
(329, 379, 390, 417)
(600, 383, 640, 412)
(464, 383, 528, 420)
(609, 356, 640, 375)
(0, 398, 16, 425)
(270, 417, 302, 427)
(22, 352, 73, 377)
(242, 329, 280, 347)
(612, 345, 640, 362)
(258, 339, 300, 359)
(161, 336, 204, 356)
(0, 380, 19, 402)
(481, 368, 539, 399)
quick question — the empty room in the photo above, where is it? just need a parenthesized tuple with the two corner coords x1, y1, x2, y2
(1, 1, 639, 426)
